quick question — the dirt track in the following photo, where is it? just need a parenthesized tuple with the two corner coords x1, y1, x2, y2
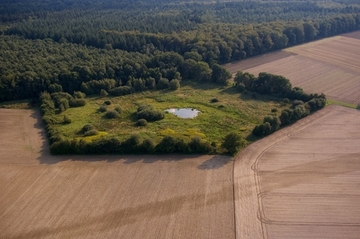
(234, 105, 360, 238)
(0, 109, 234, 239)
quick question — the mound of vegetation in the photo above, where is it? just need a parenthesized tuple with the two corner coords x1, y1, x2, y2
(136, 104, 164, 122)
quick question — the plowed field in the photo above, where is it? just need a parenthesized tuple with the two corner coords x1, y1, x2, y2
(0, 109, 234, 239)
(234, 105, 360, 238)
(225, 31, 360, 105)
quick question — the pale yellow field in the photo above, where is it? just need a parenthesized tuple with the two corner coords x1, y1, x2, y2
(234, 105, 360, 238)
(225, 31, 360, 105)
(0, 109, 234, 239)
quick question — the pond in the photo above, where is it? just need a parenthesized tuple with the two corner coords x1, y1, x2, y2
(165, 108, 201, 119)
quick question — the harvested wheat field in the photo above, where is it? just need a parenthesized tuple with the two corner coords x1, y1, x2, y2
(225, 31, 360, 105)
(0, 109, 234, 239)
(234, 105, 360, 239)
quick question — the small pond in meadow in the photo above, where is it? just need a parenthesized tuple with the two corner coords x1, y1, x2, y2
(165, 108, 201, 119)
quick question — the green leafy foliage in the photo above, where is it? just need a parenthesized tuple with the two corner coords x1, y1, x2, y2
(221, 132, 246, 155)
(136, 104, 164, 122)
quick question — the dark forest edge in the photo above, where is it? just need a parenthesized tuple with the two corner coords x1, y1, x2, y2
(1, 0, 360, 102)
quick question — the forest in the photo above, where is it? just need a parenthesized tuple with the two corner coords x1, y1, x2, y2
(1, 0, 360, 102)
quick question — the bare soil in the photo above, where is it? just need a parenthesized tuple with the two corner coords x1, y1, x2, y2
(0, 109, 234, 239)
(225, 31, 360, 105)
(234, 105, 360, 238)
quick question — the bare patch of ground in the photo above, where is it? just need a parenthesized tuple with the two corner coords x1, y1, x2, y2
(234, 105, 360, 238)
(225, 31, 360, 105)
(0, 109, 234, 239)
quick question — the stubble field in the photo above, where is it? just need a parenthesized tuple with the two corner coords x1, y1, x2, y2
(0, 109, 234, 239)
(225, 31, 360, 105)
(234, 105, 360, 238)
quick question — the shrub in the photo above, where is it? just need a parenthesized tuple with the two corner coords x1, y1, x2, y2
(122, 134, 143, 153)
(104, 100, 111, 105)
(169, 79, 180, 90)
(188, 136, 213, 153)
(271, 108, 278, 113)
(136, 118, 148, 126)
(155, 136, 185, 153)
(136, 104, 164, 122)
(99, 105, 107, 112)
(63, 115, 72, 124)
(105, 110, 121, 119)
(210, 98, 219, 103)
(292, 100, 304, 108)
(48, 83, 63, 93)
(109, 86, 133, 96)
(221, 132, 247, 155)
(236, 83, 246, 93)
(80, 124, 96, 134)
(73, 91, 86, 99)
(69, 98, 86, 107)
(140, 138, 155, 153)
(100, 89, 108, 97)
(115, 106, 122, 113)
(51, 92, 73, 107)
(157, 78, 170, 90)
(59, 98, 69, 112)
(83, 129, 99, 136)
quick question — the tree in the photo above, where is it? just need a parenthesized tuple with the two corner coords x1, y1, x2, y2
(211, 64, 232, 85)
(100, 89, 108, 97)
(169, 79, 180, 90)
(221, 132, 246, 155)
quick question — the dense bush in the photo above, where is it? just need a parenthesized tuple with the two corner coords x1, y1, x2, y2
(80, 124, 96, 134)
(136, 104, 164, 122)
(73, 91, 86, 99)
(188, 136, 213, 154)
(109, 86, 133, 96)
(136, 118, 148, 126)
(100, 89, 108, 97)
(63, 115, 72, 124)
(69, 98, 86, 107)
(140, 138, 155, 153)
(169, 79, 180, 90)
(83, 129, 99, 136)
(99, 105, 107, 112)
(105, 110, 121, 119)
(221, 132, 247, 155)
(155, 136, 189, 153)
(115, 106, 122, 113)
(157, 78, 170, 90)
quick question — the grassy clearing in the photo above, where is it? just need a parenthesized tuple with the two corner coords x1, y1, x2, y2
(326, 99, 358, 109)
(50, 81, 290, 145)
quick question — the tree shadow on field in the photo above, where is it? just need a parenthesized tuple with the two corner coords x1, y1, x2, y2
(31, 110, 68, 164)
(197, 155, 233, 170)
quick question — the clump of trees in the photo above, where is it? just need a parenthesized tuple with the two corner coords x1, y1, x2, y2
(240, 71, 327, 137)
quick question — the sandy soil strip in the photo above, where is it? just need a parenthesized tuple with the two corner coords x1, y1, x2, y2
(233, 105, 340, 239)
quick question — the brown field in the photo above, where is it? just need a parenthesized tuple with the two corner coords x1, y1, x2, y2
(234, 105, 360, 238)
(225, 31, 360, 105)
(0, 109, 234, 239)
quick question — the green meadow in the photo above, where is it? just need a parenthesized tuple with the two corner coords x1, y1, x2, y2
(53, 81, 289, 147)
